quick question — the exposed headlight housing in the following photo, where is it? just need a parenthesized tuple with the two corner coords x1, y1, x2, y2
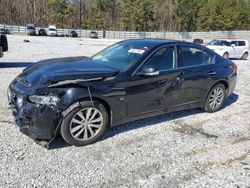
(28, 95, 59, 106)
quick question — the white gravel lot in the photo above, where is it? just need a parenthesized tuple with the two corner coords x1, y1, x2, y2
(0, 35, 250, 188)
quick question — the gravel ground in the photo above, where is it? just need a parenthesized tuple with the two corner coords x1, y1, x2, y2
(0, 35, 250, 188)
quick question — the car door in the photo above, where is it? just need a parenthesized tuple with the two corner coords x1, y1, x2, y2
(229, 41, 239, 58)
(177, 44, 217, 105)
(125, 45, 183, 117)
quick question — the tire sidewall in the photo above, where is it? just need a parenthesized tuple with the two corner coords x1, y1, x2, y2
(242, 52, 248, 60)
(1, 35, 8, 52)
(205, 84, 226, 113)
(60, 101, 108, 146)
(223, 52, 229, 59)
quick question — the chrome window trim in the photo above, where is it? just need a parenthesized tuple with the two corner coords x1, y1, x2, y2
(131, 44, 177, 76)
(132, 43, 216, 76)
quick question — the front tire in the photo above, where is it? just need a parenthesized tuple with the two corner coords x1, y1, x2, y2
(0, 35, 8, 52)
(61, 101, 108, 146)
(204, 84, 226, 113)
(241, 52, 248, 60)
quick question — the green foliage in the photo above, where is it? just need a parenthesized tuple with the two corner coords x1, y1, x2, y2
(172, 0, 206, 31)
(197, 0, 250, 31)
(84, 12, 104, 29)
(20, 0, 250, 31)
(84, 0, 117, 29)
(122, 0, 154, 31)
(45, 0, 73, 28)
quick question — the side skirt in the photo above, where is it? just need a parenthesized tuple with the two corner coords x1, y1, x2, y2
(111, 102, 202, 127)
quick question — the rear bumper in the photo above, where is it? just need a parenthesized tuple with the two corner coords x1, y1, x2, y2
(227, 73, 237, 97)
(27, 31, 36, 35)
(48, 33, 57, 36)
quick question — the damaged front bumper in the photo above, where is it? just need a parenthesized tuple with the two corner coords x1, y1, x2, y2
(8, 84, 60, 147)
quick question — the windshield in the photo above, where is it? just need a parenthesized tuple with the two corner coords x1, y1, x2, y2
(92, 41, 154, 71)
(208, 40, 231, 46)
(49, 28, 56, 31)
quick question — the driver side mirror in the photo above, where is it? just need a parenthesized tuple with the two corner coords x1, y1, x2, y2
(138, 67, 160, 77)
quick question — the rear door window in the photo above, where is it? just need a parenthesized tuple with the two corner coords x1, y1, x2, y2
(180, 46, 214, 67)
(203, 49, 214, 64)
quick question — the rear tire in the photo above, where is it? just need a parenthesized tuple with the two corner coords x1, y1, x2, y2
(241, 52, 248, 60)
(204, 84, 226, 113)
(223, 52, 229, 59)
(1, 35, 8, 52)
(60, 100, 108, 146)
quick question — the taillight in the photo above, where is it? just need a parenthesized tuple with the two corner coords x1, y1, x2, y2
(230, 64, 238, 71)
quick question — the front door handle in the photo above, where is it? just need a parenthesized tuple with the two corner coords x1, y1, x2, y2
(208, 71, 217, 76)
(176, 77, 182, 87)
(172, 77, 182, 89)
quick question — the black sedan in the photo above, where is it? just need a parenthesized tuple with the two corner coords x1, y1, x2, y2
(0, 28, 10, 34)
(0, 34, 8, 58)
(38, 28, 47, 36)
(69, 30, 78, 38)
(8, 39, 237, 147)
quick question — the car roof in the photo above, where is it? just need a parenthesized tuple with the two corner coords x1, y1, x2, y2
(216, 38, 248, 41)
(123, 39, 195, 46)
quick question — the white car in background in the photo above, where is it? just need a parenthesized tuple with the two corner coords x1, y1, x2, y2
(206, 39, 249, 60)
(47, 25, 57, 36)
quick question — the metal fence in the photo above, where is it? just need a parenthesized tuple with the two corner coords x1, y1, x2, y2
(1, 24, 250, 40)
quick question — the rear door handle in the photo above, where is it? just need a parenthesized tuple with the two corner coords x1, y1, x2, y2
(208, 71, 216, 76)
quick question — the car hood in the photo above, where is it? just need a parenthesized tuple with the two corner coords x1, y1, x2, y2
(18, 56, 118, 87)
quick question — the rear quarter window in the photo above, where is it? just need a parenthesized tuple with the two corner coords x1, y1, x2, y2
(232, 41, 246, 46)
(238, 41, 246, 46)
(180, 46, 215, 67)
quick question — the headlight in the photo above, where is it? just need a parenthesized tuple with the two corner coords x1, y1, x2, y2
(28, 95, 59, 105)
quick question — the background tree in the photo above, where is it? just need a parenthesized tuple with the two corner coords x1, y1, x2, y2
(197, 0, 250, 31)
(122, 0, 154, 31)
(0, 0, 250, 31)
(84, 0, 120, 30)
(44, 0, 70, 28)
(172, 0, 206, 31)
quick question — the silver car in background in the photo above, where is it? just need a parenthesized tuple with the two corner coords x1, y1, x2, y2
(206, 39, 249, 60)
(27, 24, 36, 36)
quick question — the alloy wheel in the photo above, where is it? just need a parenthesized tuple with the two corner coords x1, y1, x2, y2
(243, 53, 248, 60)
(208, 87, 225, 110)
(69, 108, 104, 141)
